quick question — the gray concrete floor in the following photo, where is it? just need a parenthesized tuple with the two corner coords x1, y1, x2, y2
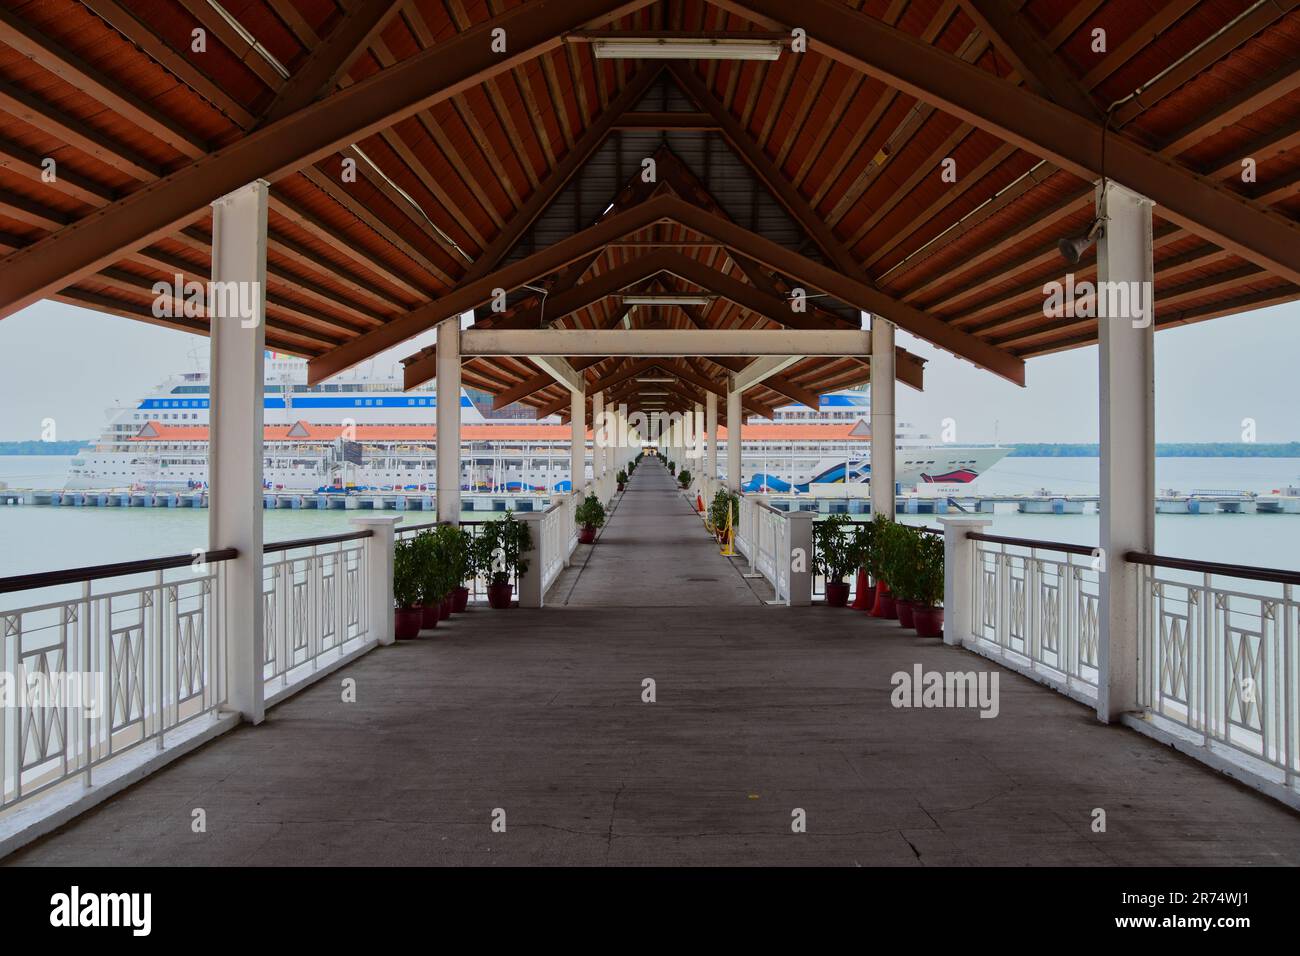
(8, 460, 1300, 866)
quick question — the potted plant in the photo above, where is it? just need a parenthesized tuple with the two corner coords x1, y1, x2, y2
(911, 533, 946, 638)
(616, 469, 627, 492)
(475, 512, 532, 609)
(667, 460, 676, 475)
(446, 525, 473, 612)
(867, 514, 897, 619)
(392, 537, 423, 639)
(677, 468, 692, 489)
(813, 514, 860, 607)
(575, 493, 606, 544)
(412, 531, 441, 630)
(431, 523, 467, 619)
(888, 525, 923, 629)
(708, 488, 738, 543)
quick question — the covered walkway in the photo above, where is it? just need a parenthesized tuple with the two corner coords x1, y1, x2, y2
(553, 459, 764, 608)
(9, 463, 1300, 867)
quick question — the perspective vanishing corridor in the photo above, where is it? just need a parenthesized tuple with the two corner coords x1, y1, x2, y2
(8, 460, 1300, 867)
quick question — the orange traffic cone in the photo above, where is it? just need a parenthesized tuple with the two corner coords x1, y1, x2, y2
(696, 492, 704, 513)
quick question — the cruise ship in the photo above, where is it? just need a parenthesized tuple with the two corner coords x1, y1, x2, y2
(64, 357, 1010, 493)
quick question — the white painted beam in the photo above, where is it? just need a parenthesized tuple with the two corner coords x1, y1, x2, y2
(731, 354, 805, 393)
(529, 354, 585, 394)
(461, 328, 872, 357)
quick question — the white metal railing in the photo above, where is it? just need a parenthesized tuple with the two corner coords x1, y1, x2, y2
(540, 492, 577, 594)
(735, 494, 795, 604)
(1133, 559, 1298, 790)
(967, 533, 1101, 702)
(1, 550, 232, 814)
(261, 533, 371, 698)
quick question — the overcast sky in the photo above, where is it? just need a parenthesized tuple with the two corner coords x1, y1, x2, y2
(0, 298, 1296, 444)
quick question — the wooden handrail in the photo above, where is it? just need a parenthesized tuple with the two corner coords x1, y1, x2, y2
(0, 548, 239, 595)
(1125, 551, 1300, 587)
(965, 531, 1095, 556)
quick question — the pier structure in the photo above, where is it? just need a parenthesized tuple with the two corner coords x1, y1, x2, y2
(1, 0, 1300, 863)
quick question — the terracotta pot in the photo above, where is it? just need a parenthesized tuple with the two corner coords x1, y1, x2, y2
(913, 606, 944, 638)
(452, 586, 470, 613)
(420, 604, 440, 629)
(896, 600, 916, 628)
(850, 568, 873, 611)
(486, 581, 513, 609)
(578, 525, 596, 544)
(870, 581, 897, 619)
(439, 594, 453, 619)
(395, 608, 423, 640)
(825, 580, 851, 608)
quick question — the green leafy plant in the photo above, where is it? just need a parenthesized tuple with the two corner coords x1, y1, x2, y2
(667, 460, 676, 474)
(426, 523, 471, 597)
(862, 513, 892, 580)
(616, 469, 628, 484)
(473, 512, 532, 586)
(575, 493, 606, 530)
(677, 468, 692, 486)
(412, 530, 442, 606)
(913, 532, 945, 608)
(709, 488, 739, 531)
(812, 514, 862, 584)
(881, 523, 922, 602)
(392, 537, 422, 609)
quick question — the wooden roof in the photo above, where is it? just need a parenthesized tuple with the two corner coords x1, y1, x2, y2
(1, 0, 1297, 421)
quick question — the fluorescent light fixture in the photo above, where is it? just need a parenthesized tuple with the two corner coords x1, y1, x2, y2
(593, 38, 782, 61)
(622, 294, 713, 306)
(636, 376, 675, 383)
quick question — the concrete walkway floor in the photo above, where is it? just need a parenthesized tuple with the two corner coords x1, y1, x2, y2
(553, 460, 764, 607)
(7, 461, 1300, 866)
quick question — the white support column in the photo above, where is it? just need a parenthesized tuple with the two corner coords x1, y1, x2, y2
(870, 316, 896, 520)
(436, 318, 461, 524)
(692, 401, 704, 468)
(726, 382, 742, 491)
(208, 180, 268, 725)
(570, 389, 585, 492)
(351, 515, 402, 645)
(706, 390, 718, 483)
(786, 512, 814, 606)
(517, 513, 544, 608)
(938, 517, 992, 647)
(1097, 180, 1156, 724)
(592, 390, 605, 479)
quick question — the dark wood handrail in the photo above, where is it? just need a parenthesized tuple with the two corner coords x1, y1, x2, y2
(262, 529, 374, 553)
(966, 531, 1096, 556)
(1125, 551, 1300, 587)
(0, 548, 239, 595)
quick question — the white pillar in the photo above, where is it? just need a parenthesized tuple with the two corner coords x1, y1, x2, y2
(570, 389, 585, 492)
(706, 390, 718, 483)
(1097, 180, 1156, 724)
(517, 512, 544, 607)
(351, 515, 401, 645)
(692, 401, 704, 471)
(208, 180, 268, 725)
(786, 512, 814, 606)
(938, 517, 992, 646)
(870, 316, 895, 519)
(592, 390, 605, 479)
(726, 383, 742, 491)
(436, 318, 461, 524)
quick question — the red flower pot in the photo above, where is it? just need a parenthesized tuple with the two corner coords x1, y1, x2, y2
(452, 586, 470, 613)
(825, 580, 851, 607)
(439, 594, 453, 619)
(578, 525, 596, 544)
(486, 581, 513, 609)
(617, 483, 625, 492)
(896, 600, 916, 629)
(913, 606, 944, 638)
(395, 608, 423, 640)
(850, 568, 873, 610)
(420, 604, 439, 629)
(870, 581, 897, 619)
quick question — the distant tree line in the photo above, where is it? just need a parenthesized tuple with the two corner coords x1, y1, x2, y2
(0, 440, 88, 455)
(1007, 442, 1300, 458)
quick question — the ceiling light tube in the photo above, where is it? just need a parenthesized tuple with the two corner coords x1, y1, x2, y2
(622, 294, 713, 306)
(593, 38, 782, 61)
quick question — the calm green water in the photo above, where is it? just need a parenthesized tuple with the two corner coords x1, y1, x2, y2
(2, 455, 1297, 582)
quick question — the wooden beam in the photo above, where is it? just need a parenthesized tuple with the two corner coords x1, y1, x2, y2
(732, 0, 1300, 287)
(259, 0, 405, 124)
(0, 0, 652, 323)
